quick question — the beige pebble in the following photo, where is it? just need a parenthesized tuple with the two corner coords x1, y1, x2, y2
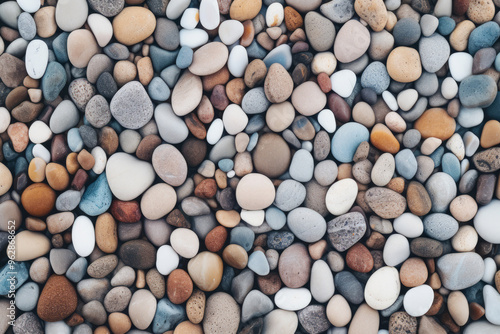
(467, 0, 495, 24)
(266, 101, 295, 132)
(233, 152, 253, 177)
(137, 57, 153, 86)
(449, 195, 478, 222)
(385, 112, 406, 133)
(235, 132, 250, 153)
(352, 102, 375, 128)
(386, 47, 422, 82)
(420, 137, 442, 155)
(113, 7, 156, 45)
(67, 29, 100, 68)
(113, 60, 137, 87)
(34, 6, 57, 38)
(108, 312, 132, 334)
(326, 294, 352, 327)
(447, 291, 469, 326)
(451, 225, 478, 252)
(385, 11, 397, 31)
(449, 20, 475, 52)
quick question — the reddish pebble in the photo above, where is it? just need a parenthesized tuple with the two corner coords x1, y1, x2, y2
(317, 73, 332, 93)
(110, 200, 141, 223)
(205, 226, 228, 252)
(167, 269, 194, 304)
(194, 179, 217, 198)
(345, 243, 374, 273)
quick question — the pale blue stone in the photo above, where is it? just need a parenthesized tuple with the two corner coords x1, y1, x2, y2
(152, 298, 186, 333)
(16, 282, 39, 311)
(395, 149, 418, 179)
(67, 128, 84, 152)
(0, 262, 28, 295)
(423, 213, 459, 241)
(230, 227, 255, 251)
(331, 122, 369, 163)
(248, 251, 270, 276)
(266, 206, 287, 230)
(218, 159, 234, 172)
(263, 44, 292, 70)
(441, 152, 461, 182)
(79, 173, 112, 216)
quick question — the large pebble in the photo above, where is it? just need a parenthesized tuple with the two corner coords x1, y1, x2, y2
(110, 81, 154, 129)
(365, 266, 401, 310)
(436, 252, 485, 290)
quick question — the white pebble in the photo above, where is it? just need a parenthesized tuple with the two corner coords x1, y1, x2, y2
(32, 144, 51, 163)
(207, 118, 224, 145)
(441, 77, 458, 99)
(383, 233, 410, 266)
(0, 107, 11, 133)
(463, 131, 480, 157)
(223, 104, 248, 135)
(482, 257, 497, 284)
(365, 266, 401, 310)
(241, 209, 265, 226)
(330, 70, 356, 98)
(199, 0, 220, 30)
(25, 40, 48, 79)
(218, 20, 244, 45)
(448, 52, 473, 82)
(397, 89, 418, 111)
(301, 141, 313, 152)
(382, 90, 398, 111)
(393, 212, 423, 238)
(29, 121, 52, 144)
(460, 158, 469, 176)
(180, 8, 200, 29)
(311, 52, 337, 76)
(170, 228, 199, 258)
(275, 288, 312, 311)
(156, 245, 179, 275)
(228, 45, 248, 78)
(317, 109, 336, 133)
(87, 13, 113, 47)
(446, 133, 465, 160)
(17, 0, 41, 13)
(266, 3, 284, 27)
(403, 284, 434, 317)
(91, 146, 107, 175)
(179, 29, 209, 48)
(72, 216, 95, 257)
(166, 0, 191, 20)
(45, 321, 71, 334)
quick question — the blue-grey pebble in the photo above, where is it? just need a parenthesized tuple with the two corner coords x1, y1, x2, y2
(274, 180, 306, 211)
(41, 61, 67, 101)
(149, 45, 179, 72)
(50, 248, 77, 275)
(334, 271, 364, 304)
(230, 226, 255, 252)
(242, 87, 271, 114)
(360, 61, 390, 95)
(459, 169, 479, 193)
(423, 213, 459, 241)
(403, 129, 421, 148)
(15, 157, 28, 175)
(441, 152, 461, 182)
(267, 231, 294, 250)
(218, 158, 234, 172)
(231, 269, 254, 304)
(79, 173, 113, 216)
(380, 295, 404, 317)
(151, 298, 186, 333)
(0, 262, 28, 295)
(103, 43, 130, 60)
(395, 149, 418, 179)
(468, 21, 500, 55)
(265, 206, 287, 230)
(246, 40, 268, 59)
(414, 71, 439, 97)
(154, 18, 180, 51)
(67, 128, 84, 152)
(287, 207, 326, 243)
(17, 12, 36, 41)
(429, 145, 445, 167)
(15, 282, 39, 312)
(221, 266, 235, 292)
(331, 122, 370, 163)
(176, 46, 193, 69)
(56, 190, 82, 211)
(393, 18, 421, 46)
(245, 114, 265, 134)
(419, 33, 450, 73)
(96, 72, 118, 100)
(263, 44, 292, 69)
(79, 125, 98, 149)
(3, 142, 18, 161)
(246, 132, 259, 151)
(425, 172, 457, 213)
(148, 77, 170, 102)
(437, 17, 455, 36)
(459, 74, 497, 108)
(160, 65, 181, 88)
(247, 250, 270, 276)
(66, 257, 88, 283)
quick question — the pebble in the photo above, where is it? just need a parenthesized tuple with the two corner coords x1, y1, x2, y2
(365, 266, 401, 310)
(327, 212, 366, 252)
(403, 284, 434, 317)
(436, 252, 485, 290)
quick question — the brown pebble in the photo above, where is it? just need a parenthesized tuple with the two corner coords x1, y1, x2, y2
(426, 291, 444, 316)
(257, 271, 282, 295)
(186, 289, 205, 324)
(400, 257, 428, 287)
(226, 78, 246, 104)
(77, 149, 95, 170)
(469, 302, 485, 320)
(167, 269, 194, 304)
(184, 113, 207, 140)
(136, 134, 162, 161)
(37, 275, 78, 322)
(205, 226, 227, 252)
(110, 200, 141, 223)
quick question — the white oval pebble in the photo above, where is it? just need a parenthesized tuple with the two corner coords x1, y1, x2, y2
(449, 52, 473, 82)
(223, 104, 248, 135)
(330, 70, 356, 98)
(25, 40, 48, 79)
(207, 118, 224, 145)
(91, 146, 107, 175)
(166, 0, 191, 20)
(55, 0, 88, 32)
(383, 233, 410, 266)
(87, 13, 113, 48)
(474, 199, 500, 244)
(482, 257, 497, 284)
(382, 90, 398, 111)
(463, 131, 480, 157)
(446, 133, 465, 160)
(274, 288, 312, 311)
(240, 209, 265, 227)
(397, 89, 418, 111)
(29, 120, 52, 144)
(403, 284, 434, 317)
(17, 0, 41, 13)
(45, 321, 71, 334)
(154, 103, 189, 144)
(72, 216, 95, 257)
(457, 107, 484, 128)
(180, 8, 200, 29)
(170, 228, 199, 258)
(179, 29, 209, 49)
(32, 144, 51, 163)
(441, 76, 458, 99)
(317, 109, 336, 133)
(325, 178, 358, 215)
(393, 213, 423, 238)
(0, 107, 11, 133)
(199, 0, 220, 30)
(266, 3, 284, 27)
(218, 20, 244, 45)
(310, 260, 335, 303)
(365, 266, 401, 310)
(311, 52, 337, 76)
(156, 245, 179, 275)
(228, 45, 248, 78)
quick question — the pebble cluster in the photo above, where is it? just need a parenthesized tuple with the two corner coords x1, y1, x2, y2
(1, 0, 500, 333)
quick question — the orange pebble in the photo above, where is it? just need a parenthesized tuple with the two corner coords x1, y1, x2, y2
(370, 123, 400, 154)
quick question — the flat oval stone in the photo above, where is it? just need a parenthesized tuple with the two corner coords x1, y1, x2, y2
(25, 40, 48, 79)
(188, 252, 223, 292)
(119, 240, 156, 270)
(334, 20, 370, 63)
(287, 208, 326, 243)
(365, 187, 407, 219)
(113, 7, 156, 45)
(72, 216, 95, 257)
(171, 70, 203, 116)
(423, 213, 459, 241)
(129, 289, 157, 330)
(155, 103, 189, 144)
(331, 122, 369, 163)
(189, 42, 229, 76)
(13, 230, 50, 261)
(365, 266, 400, 310)
(236, 173, 275, 210)
(474, 199, 500, 244)
(110, 81, 154, 130)
(425, 172, 457, 213)
(325, 178, 358, 215)
(436, 252, 485, 290)
(459, 74, 497, 108)
(106, 153, 155, 201)
(152, 144, 188, 187)
(279, 243, 311, 288)
(274, 288, 312, 311)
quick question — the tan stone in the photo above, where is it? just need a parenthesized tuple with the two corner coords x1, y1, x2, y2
(113, 7, 156, 45)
